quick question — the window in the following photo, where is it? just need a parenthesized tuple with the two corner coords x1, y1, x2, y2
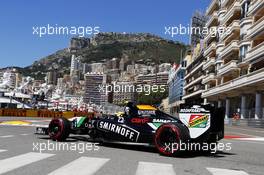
(239, 45, 249, 62)
(241, 0, 251, 19)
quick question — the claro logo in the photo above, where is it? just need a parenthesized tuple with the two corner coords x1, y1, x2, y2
(131, 118, 150, 124)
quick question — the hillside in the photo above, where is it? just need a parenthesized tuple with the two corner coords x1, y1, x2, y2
(19, 32, 188, 79)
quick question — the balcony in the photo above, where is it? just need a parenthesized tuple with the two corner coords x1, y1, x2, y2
(218, 8, 227, 18)
(240, 16, 253, 28)
(204, 29, 216, 44)
(206, 12, 218, 28)
(184, 75, 204, 90)
(184, 62, 204, 80)
(248, 16, 264, 39)
(216, 43, 225, 55)
(218, 10, 227, 23)
(248, 0, 264, 16)
(221, 1, 241, 26)
(219, 40, 239, 60)
(202, 73, 216, 84)
(183, 89, 204, 100)
(202, 67, 264, 98)
(222, 0, 233, 8)
(204, 42, 216, 57)
(206, 0, 218, 16)
(217, 60, 239, 76)
(220, 20, 240, 41)
(203, 58, 216, 70)
(245, 42, 264, 63)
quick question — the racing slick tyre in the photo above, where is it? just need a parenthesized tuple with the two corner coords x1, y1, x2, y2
(205, 137, 218, 154)
(48, 117, 70, 141)
(154, 122, 189, 156)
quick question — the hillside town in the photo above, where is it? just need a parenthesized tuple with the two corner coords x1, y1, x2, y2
(0, 54, 171, 114)
(0, 0, 263, 123)
(1, 1, 264, 175)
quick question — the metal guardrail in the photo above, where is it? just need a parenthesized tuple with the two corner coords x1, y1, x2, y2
(0, 108, 95, 119)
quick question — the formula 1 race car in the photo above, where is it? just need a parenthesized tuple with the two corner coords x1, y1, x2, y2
(36, 103, 225, 156)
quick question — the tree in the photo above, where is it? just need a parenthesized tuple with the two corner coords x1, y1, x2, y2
(137, 89, 168, 106)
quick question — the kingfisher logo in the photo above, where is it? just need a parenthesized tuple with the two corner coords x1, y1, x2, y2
(189, 114, 209, 128)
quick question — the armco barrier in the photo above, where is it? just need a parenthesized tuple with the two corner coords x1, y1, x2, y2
(0, 109, 27, 117)
(38, 110, 64, 118)
(26, 110, 38, 117)
(0, 108, 95, 119)
(63, 111, 75, 118)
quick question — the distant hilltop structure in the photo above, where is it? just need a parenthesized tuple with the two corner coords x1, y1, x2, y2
(69, 37, 91, 53)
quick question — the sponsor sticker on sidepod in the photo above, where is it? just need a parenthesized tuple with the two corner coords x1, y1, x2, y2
(189, 114, 209, 128)
(98, 121, 139, 141)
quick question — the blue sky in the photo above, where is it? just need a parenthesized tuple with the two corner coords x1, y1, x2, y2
(0, 0, 211, 68)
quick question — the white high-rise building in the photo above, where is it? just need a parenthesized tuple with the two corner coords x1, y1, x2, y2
(70, 55, 83, 77)
(0, 69, 18, 89)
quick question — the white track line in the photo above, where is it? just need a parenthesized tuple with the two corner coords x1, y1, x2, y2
(207, 167, 249, 175)
(48, 157, 109, 175)
(226, 131, 260, 138)
(235, 137, 264, 141)
(225, 126, 264, 133)
(20, 133, 31, 136)
(0, 149, 7, 153)
(0, 152, 54, 174)
(0, 135, 14, 138)
(136, 161, 176, 175)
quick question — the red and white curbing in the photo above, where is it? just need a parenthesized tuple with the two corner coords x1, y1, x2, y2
(233, 137, 264, 141)
(225, 135, 264, 141)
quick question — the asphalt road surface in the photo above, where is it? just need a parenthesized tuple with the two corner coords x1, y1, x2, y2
(0, 117, 264, 175)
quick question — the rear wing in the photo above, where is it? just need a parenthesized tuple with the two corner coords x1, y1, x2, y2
(210, 107, 225, 139)
(178, 104, 224, 139)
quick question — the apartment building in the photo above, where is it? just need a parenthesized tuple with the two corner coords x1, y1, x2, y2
(190, 11, 207, 47)
(183, 44, 206, 105)
(202, 0, 264, 120)
(70, 55, 83, 78)
(135, 72, 169, 88)
(182, 10, 207, 105)
(84, 72, 111, 106)
(112, 81, 136, 105)
(168, 63, 186, 116)
(0, 69, 20, 89)
(46, 71, 58, 85)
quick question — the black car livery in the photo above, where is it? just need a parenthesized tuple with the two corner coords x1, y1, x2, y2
(36, 104, 225, 156)
(97, 121, 139, 142)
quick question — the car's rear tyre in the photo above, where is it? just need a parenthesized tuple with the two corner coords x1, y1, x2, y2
(48, 117, 70, 141)
(205, 137, 218, 154)
(154, 122, 189, 156)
